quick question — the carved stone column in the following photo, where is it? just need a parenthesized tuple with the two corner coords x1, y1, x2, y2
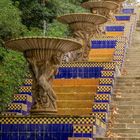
(57, 13, 107, 61)
(25, 50, 63, 113)
(5, 37, 82, 115)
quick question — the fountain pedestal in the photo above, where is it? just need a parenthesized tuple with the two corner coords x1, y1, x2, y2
(57, 13, 107, 61)
(5, 37, 81, 115)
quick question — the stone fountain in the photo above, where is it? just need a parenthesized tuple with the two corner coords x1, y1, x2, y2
(81, 0, 119, 18)
(104, 0, 126, 13)
(5, 37, 82, 115)
(57, 13, 107, 61)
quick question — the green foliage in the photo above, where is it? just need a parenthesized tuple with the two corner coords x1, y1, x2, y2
(0, 47, 27, 111)
(12, 0, 87, 30)
(0, 0, 86, 111)
(47, 20, 69, 37)
(0, 0, 28, 111)
(0, 0, 27, 40)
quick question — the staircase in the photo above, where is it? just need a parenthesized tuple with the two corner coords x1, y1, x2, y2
(111, 27, 140, 139)
(54, 79, 97, 116)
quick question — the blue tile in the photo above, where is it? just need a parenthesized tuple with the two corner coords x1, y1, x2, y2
(72, 67, 77, 73)
(83, 133, 92, 138)
(44, 133, 51, 140)
(28, 133, 36, 139)
(77, 67, 83, 73)
(18, 124, 27, 131)
(1, 133, 11, 140)
(36, 124, 45, 131)
(19, 133, 27, 140)
(73, 133, 82, 137)
(84, 67, 89, 73)
(10, 133, 19, 140)
(72, 73, 77, 78)
(67, 73, 72, 79)
(84, 73, 89, 78)
(10, 124, 18, 132)
(36, 133, 44, 140)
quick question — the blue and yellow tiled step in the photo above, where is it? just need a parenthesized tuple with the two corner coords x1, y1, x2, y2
(0, 116, 106, 139)
(92, 112, 108, 122)
(7, 103, 28, 115)
(122, 8, 135, 14)
(94, 94, 111, 103)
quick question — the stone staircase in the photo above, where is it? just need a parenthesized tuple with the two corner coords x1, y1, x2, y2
(54, 79, 97, 116)
(110, 28, 140, 139)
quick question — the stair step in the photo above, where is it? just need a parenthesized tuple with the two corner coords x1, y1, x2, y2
(116, 101, 140, 105)
(57, 100, 93, 108)
(114, 92, 140, 96)
(114, 123, 140, 129)
(116, 80, 140, 83)
(116, 83, 140, 86)
(1, 112, 22, 116)
(96, 138, 140, 140)
(114, 97, 140, 101)
(114, 89, 140, 93)
(57, 108, 92, 115)
(119, 133, 140, 138)
(116, 118, 140, 123)
(107, 25, 140, 139)
(56, 92, 95, 100)
(115, 86, 140, 90)
(54, 86, 97, 92)
(118, 109, 140, 114)
(116, 114, 140, 119)
(117, 105, 140, 110)
(112, 128, 140, 134)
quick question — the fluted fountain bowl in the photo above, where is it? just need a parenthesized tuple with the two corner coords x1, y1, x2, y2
(104, 0, 125, 3)
(82, 1, 119, 11)
(5, 37, 81, 53)
(5, 37, 82, 62)
(5, 37, 82, 115)
(57, 13, 107, 32)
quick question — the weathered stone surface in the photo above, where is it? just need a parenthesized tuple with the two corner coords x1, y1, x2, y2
(109, 27, 140, 138)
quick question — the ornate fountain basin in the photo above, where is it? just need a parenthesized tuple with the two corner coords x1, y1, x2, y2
(57, 13, 107, 61)
(5, 37, 82, 115)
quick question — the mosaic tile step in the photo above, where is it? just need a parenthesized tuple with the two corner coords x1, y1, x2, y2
(0, 115, 106, 139)
(106, 32, 124, 37)
(99, 78, 114, 86)
(93, 103, 109, 113)
(1, 112, 22, 116)
(19, 84, 98, 94)
(97, 86, 112, 94)
(92, 112, 108, 122)
(7, 103, 28, 115)
(13, 94, 32, 103)
(24, 79, 100, 86)
(60, 62, 116, 70)
(7, 103, 27, 112)
(94, 94, 111, 103)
